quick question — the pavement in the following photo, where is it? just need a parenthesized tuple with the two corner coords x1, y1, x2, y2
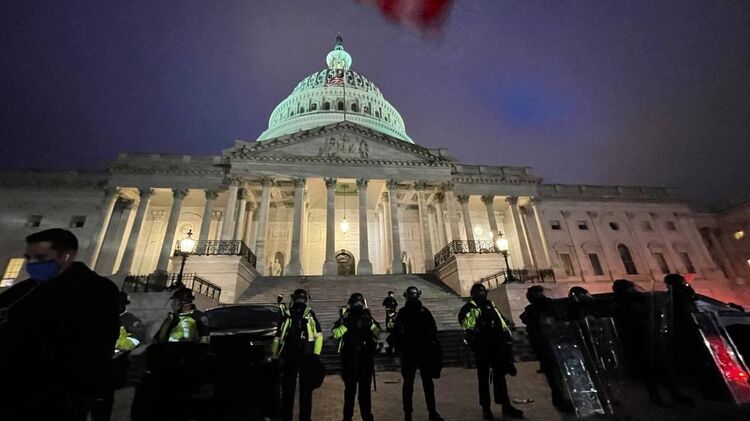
(112, 362, 750, 420)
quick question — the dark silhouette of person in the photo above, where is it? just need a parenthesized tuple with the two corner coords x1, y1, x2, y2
(458, 283, 523, 419)
(392, 286, 444, 421)
(383, 290, 398, 355)
(271, 289, 323, 421)
(520, 285, 572, 412)
(0, 229, 120, 421)
(333, 293, 381, 421)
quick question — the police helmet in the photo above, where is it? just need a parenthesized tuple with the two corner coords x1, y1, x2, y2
(612, 279, 635, 296)
(403, 286, 421, 299)
(170, 287, 195, 303)
(470, 283, 488, 300)
(348, 292, 366, 306)
(291, 288, 309, 304)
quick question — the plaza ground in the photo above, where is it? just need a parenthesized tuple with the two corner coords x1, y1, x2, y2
(112, 362, 750, 421)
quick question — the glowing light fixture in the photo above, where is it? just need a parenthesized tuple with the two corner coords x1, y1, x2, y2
(734, 230, 745, 240)
(179, 230, 196, 253)
(495, 236, 509, 253)
(340, 190, 349, 233)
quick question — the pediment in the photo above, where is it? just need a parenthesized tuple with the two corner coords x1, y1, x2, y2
(224, 122, 449, 165)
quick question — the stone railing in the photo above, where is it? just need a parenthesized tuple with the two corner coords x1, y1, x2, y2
(176, 240, 257, 268)
(122, 272, 221, 301)
(477, 268, 556, 290)
(434, 240, 498, 267)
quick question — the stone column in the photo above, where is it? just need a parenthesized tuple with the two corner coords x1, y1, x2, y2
(414, 181, 434, 271)
(96, 199, 135, 275)
(649, 212, 681, 272)
(87, 187, 121, 268)
(587, 211, 617, 280)
(220, 177, 241, 241)
(506, 196, 533, 267)
(529, 199, 552, 268)
(199, 189, 219, 241)
(117, 188, 155, 276)
(244, 203, 257, 246)
(233, 188, 250, 241)
(677, 213, 717, 278)
(386, 180, 404, 274)
(286, 177, 306, 275)
(481, 195, 499, 242)
(442, 184, 461, 242)
(254, 176, 274, 275)
(156, 189, 189, 272)
(457, 194, 475, 242)
(323, 177, 338, 275)
(560, 210, 586, 281)
(433, 193, 449, 249)
(376, 204, 385, 273)
(427, 205, 439, 255)
(380, 197, 393, 273)
(356, 178, 373, 274)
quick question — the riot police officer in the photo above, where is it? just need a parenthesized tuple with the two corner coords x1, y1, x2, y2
(272, 289, 323, 421)
(459, 283, 523, 419)
(153, 287, 209, 344)
(393, 286, 444, 421)
(333, 293, 381, 421)
(382, 290, 398, 355)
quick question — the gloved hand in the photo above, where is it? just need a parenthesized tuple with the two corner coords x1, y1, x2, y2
(507, 362, 518, 377)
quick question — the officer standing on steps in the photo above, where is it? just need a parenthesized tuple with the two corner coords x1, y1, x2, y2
(393, 286, 444, 421)
(382, 290, 398, 355)
(459, 283, 523, 419)
(333, 293, 381, 421)
(272, 289, 323, 421)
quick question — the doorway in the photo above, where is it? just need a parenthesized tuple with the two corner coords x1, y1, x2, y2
(335, 249, 355, 275)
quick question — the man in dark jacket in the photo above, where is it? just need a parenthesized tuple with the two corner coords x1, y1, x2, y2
(459, 283, 523, 419)
(393, 286, 444, 421)
(153, 287, 209, 343)
(383, 290, 398, 355)
(333, 293, 381, 421)
(0, 228, 121, 421)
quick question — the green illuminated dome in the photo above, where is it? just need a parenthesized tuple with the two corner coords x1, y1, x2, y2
(257, 35, 413, 143)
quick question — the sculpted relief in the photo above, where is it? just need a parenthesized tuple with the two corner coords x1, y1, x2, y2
(318, 133, 369, 159)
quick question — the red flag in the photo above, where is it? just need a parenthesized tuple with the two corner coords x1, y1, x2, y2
(362, 0, 453, 32)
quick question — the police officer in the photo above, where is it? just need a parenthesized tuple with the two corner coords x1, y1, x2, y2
(393, 286, 444, 421)
(272, 289, 323, 421)
(153, 287, 209, 344)
(520, 286, 572, 412)
(382, 290, 398, 355)
(459, 283, 523, 419)
(333, 293, 381, 421)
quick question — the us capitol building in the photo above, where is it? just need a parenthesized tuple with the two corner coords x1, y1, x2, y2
(1, 37, 748, 307)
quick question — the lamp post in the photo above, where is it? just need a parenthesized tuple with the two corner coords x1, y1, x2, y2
(495, 231, 515, 283)
(175, 229, 196, 289)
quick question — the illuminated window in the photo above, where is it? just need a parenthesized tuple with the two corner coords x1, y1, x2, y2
(1, 258, 24, 287)
(473, 226, 484, 236)
(734, 231, 745, 240)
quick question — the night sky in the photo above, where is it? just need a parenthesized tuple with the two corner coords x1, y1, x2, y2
(1, 1, 749, 209)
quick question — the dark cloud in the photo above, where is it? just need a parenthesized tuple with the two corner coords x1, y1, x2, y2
(1, 0, 748, 209)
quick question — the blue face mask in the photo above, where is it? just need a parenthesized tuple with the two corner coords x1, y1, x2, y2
(26, 259, 61, 282)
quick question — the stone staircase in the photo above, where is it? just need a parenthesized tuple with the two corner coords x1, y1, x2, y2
(238, 274, 476, 372)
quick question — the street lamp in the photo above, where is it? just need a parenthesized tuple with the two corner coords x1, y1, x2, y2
(175, 229, 196, 289)
(495, 231, 515, 283)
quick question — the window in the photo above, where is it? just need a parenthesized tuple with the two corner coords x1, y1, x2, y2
(26, 215, 42, 228)
(550, 220, 561, 230)
(609, 222, 620, 231)
(375, 110, 380, 118)
(577, 221, 589, 230)
(351, 103, 359, 112)
(299, 106, 305, 113)
(652, 252, 670, 275)
(665, 221, 677, 231)
(1, 258, 24, 287)
(617, 244, 638, 275)
(588, 253, 604, 276)
(560, 253, 575, 276)
(323, 102, 331, 110)
(337, 101, 344, 111)
(680, 252, 696, 274)
(310, 103, 317, 111)
(734, 230, 745, 240)
(641, 221, 653, 231)
(69, 216, 86, 228)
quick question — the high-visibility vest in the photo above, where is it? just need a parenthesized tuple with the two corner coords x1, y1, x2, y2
(115, 325, 140, 352)
(460, 300, 510, 333)
(168, 312, 200, 343)
(332, 307, 381, 342)
(271, 306, 323, 359)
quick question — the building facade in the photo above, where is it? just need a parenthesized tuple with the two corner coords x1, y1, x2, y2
(1, 38, 745, 305)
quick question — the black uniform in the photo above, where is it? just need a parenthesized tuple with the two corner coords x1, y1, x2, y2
(393, 300, 442, 420)
(458, 299, 518, 414)
(333, 306, 380, 421)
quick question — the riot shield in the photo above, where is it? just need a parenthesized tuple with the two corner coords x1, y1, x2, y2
(583, 316, 628, 399)
(693, 311, 750, 404)
(542, 319, 611, 417)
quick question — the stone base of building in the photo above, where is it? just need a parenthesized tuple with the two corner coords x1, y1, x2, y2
(432, 254, 506, 297)
(170, 255, 260, 304)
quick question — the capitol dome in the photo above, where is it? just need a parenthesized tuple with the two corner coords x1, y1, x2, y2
(256, 36, 413, 143)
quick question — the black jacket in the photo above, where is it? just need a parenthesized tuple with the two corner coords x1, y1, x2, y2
(0, 262, 120, 404)
(393, 300, 438, 359)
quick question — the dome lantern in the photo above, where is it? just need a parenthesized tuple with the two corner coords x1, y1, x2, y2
(326, 34, 352, 70)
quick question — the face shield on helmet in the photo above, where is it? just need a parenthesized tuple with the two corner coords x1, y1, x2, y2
(291, 289, 309, 308)
(404, 286, 421, 302)
(470, 283, 488, 302)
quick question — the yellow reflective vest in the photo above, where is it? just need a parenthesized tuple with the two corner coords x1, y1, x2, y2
(459, 300, 510, 333)
(271, 305, 323, 359)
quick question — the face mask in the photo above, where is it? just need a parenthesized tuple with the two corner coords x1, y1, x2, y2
(26, 259, 61, 282)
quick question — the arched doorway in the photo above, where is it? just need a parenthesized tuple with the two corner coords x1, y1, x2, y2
(335, 249, 355, 275)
